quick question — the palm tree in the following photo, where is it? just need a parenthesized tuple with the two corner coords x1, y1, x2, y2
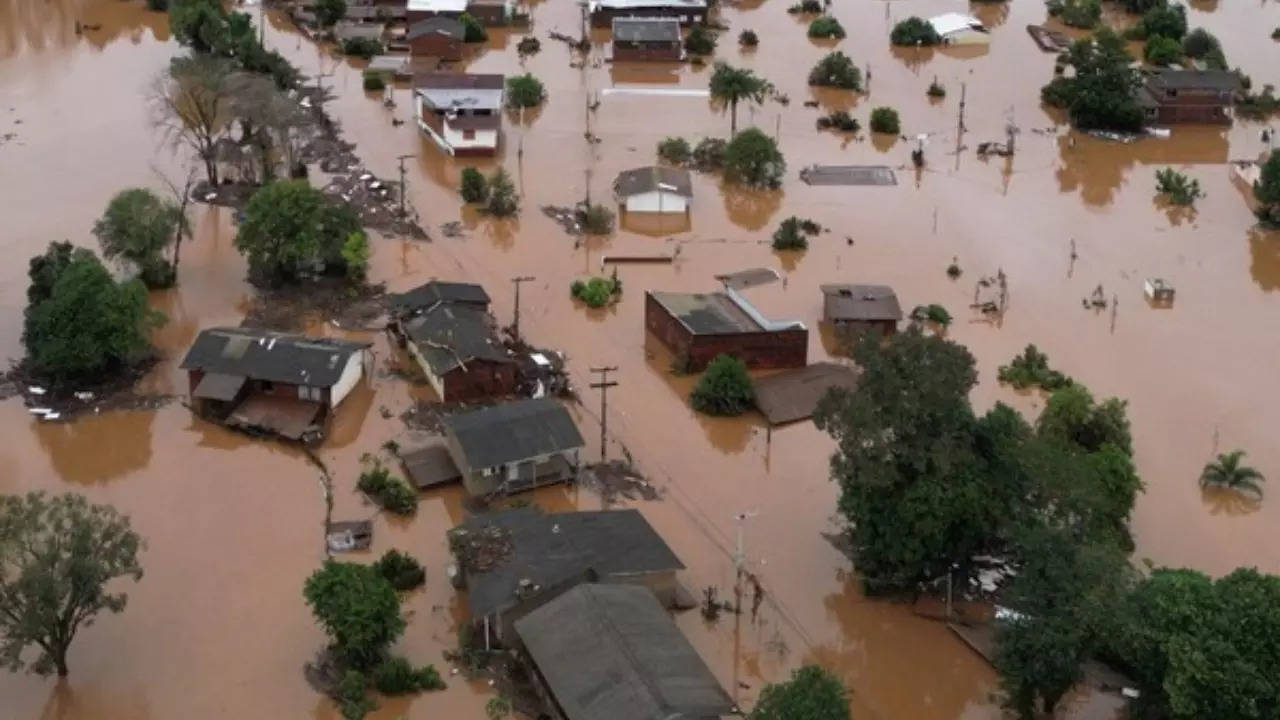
(709, 63, 771, 134)
(1199, 450, 1266, 498)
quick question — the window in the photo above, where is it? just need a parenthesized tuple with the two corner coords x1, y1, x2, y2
(463, 129, 476, 140)
(261, 380, 275, 392)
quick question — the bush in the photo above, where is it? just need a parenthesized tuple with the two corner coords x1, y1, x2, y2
(338, 670, 375, 720)
(1138, 3, 1186, 41)
(92, 187, 182, 288)
(234, 180, 362, 283)
(998, 345, 1074, 391)
(459, 12, 487, 42)
(1273, 27, 1280, 40)
(506, 73, 546, 109)
(1182, 27, 1220, 58)
(911, 303, 952, 327)
(570, 274, 621, 308)
(1144, 35, 1182, 65)
(816, 110, 859, 132)
(341, 36, 382, 59)
(787, 0, 821, 13)
(739, 29, 758, 47)
(1254, 151, 1280, 225)
(1046, 0, 1101, 29)
(341, 232, 369, 282)
(1040, 75, 1075, 108)
(808, 51, 861, 89)
(690, 354, 754, 416)
(372, 656, 446, 694)
(316, 0, 346, 27)
(869, 106, 901, 134)
(1155, 167, 1203, 206)
(460, 167, 488, 203)
(890, 16, 941, 46)
(723, 128, 785, 189)
(772, 216, 819, 250)
(578, 204, 615, 234)
(485, 167, 518, 217)
(808, 16, 845, 39)
(658, 136, 692, 164)
(356, 462, 418, 515)
(361, 71, 385, 91)
(927, 79, 946, 98)
(517, 36, 541, 55)
(373, 549, 426, 591)
(146, 0, 169, 10)
(685, 24, 716, 55)
(692, 137, 727, 170)
(304, 561, 405, 672)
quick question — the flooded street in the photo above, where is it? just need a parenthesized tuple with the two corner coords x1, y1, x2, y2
(2, 0, 1279, 716)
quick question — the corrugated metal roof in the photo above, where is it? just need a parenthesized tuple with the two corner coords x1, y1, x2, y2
(180, 328, 369, 388)
(403, 303, 512, 376)
(647, 291, 761, 334)
(443, 398, 584, 469)
(392, 280, 491, 312)
(820, 283, 903, 322)
(613, 166, 692, 198)
(753, 362, 858, 426)
(407, 16, 465, 40)
(611, 17, 681, 43)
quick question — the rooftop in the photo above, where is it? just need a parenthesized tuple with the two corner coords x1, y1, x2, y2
(648, 291, 762, 334)
(820, 283, 903, 322)
(753, 362, 859, 426)
(454, 507, 684, 617)
(929, 12, 985, 36)
(180, 327, 369, 388)
(442, 397, 584, 470)
(333, 21, 385, 41)
(611, 17, 681, 44)
(614, 166, 693, 198)
(1146, 69, 1241, 92)
(416, 73, 505, 110)
(406, 0, 468, 12)
(403, 303, 512, 376)
(392, 280, 491, 314)
(407, 16, 465, 41)
(515, 584, 733, 720)
(591, 0, 706, 10)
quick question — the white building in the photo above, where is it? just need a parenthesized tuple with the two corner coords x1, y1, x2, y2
(613, 166, 693, 213)
(928, 13, 990, 45)
(415, 73, 504, 157)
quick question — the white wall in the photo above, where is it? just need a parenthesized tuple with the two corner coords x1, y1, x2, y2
(406, 341, 447, 400)
(624, 190, 688, 213)
(442, 122, 499, 153)
(943, 29, 990, 45)
(330, 352, 366, 408)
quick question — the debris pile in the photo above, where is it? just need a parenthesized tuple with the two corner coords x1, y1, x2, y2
(581, 461, 659, 505)
(448, 524, 514, 573)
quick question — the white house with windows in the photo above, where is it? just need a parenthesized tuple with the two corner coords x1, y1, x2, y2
(415, 73, 504, 157)
(928, 13, 990, 45)
(613, 166, 693, 214)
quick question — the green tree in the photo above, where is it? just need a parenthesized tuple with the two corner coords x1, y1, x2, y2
(92, 188, 182, 288)
(459, 12, 487, 42)
(772, 216, 809, 250)
(1119, 0, 1162, 12)
(1138, 3, 1187, 40)
(1199, 450, 1265, 498)
(722, 128, 786, 189)
(1040, 29, 1143, 131)
(658, 136, 692, 164)
(869, 107, 901, 134)
(1254, 151, 1280, 226)
(233, 180, 361, 284)
(341, 232, 370, 283)
(22, 248, 163, 384)
(459, 167, 488, 203)
(808, 15, 845, 39)
(1035, 384, 1133, 456)
(485, 167, 519, 217)
(372, 550, 426, 591)
(0, 492, 144, 677)
(808, 51, 861, 90)
(1144, 35, 1183, 65)
(890, 16, 941, 46)
(690, 354, 754, 416)
(739, 29, 759, 47)
(169, 0, 228, 54)
(304, 561, 405, 671)
(342, 36, 383, 59)
(505, 73, 546, 109)
(708, 63, 771, 134)
(315, 0, 346, 27)
(1155, 167, 1203, 205)
(1046, 0, 1101, 29)
(684, 24, 716, 55)
(751, 665, 850, 720)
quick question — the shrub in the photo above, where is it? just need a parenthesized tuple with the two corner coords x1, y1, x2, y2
(869, 107, 900, 134)
(570, 275, 621, 308)
(338, 670, 375, 720)
(146, 0, 169, 10)
(517, 36, 541, 55)
(356, 462, 418, 515)
(341, 232, 369, 282)
(1144, 35, 1182, 65)
(1138, 3, 1186, 41)
(1046, 0, 1101, 29)
(460, 167, 488, 203)
(723, 128, 785, 189)
(1273, 27, 1280, 40)
(1155, 167, 1203, 206)
(658, 136, 692, 164)
(772, 216, 819, 250)
(316, 0, 346, 27)
(739, 29, 759, 47)
(998, 345, 1074, 391)
(890, 16, 941, 46)
(341, 36, 382, 59)
(578, 204, 615, 234)
(816, 110, 859, 132)
(912, 303, 952, 327)
(927, 79, 946, 98)
(808, 16, 845, 39)
(361, 71, 385, 91)
(1182, 28, 1220, 58)
(808, 51, 861, 90)
(1254, 151, 1280, 225)
(505, 73, 546, 109)
(787, 0, 821, 13)
(372, 656, 446, 694)
(485, 167, 518, 217)
(946, 261, 962, 278)
(692, 137, 727, 170)
(685, 24, 716, 55)
(373, 549, 426, 591)
(690, 354, 754, 416)
(459, 12, 487, 42)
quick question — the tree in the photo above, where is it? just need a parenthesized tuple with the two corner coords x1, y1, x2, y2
(772, 216, 809, 250)
(0, 492, 144, 677)
(233, 180, 361, 284)
(658, 136, 692, 164)
(315, 0, 346, 27)
(1182, 28, 1227, 69)
(372, 549, 426, 592)
(1155, 167, 1203, 205)
(869, 107, 900, 134)
(169, 0, 228, 54)
(485, 167, 519, 217)
(808, 51, 861, 90)
(1118, 0, 1162, 12)
(505, 73, 546, 109)
(227, 70, 309, 183)
(92, 188, 182, 288)
(709, 63, 771, 134)
(1040, 29, 1143, 131)
(1199, 450, 1265, 498)
(342, 36, 383, 59)
(690, 354, 754, 416)
(1035, 384, 1133, 456)
(1138, 2, 1187, 41)
(808, 16, 845, 39)
(684, 24, 716, 55)
(890, 16, 941, 46)
(22, 248, 163, 384)
(1046, 0, 1101, 29)
(1254, 151, 1280, 226)
(750, 665, 850, 720)
(460, 167, 488, 203)
(151, 55, 237, 185)
(722, 128, 785, 189)
(303, 561, 405, 671)
(1144, 35, 1183, 65)
(459, 12, 487, 42)
(341, 232, 370, 283)
(739, 29, 759, 47)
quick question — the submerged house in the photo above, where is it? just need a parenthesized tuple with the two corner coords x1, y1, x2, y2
(588, 0, 707, 27)
(645, 286, 807, 370)
(441, 398, 585, 496)
(407, 16, 465, 61)
(406, 0, 514, 25)
(610, 17, 683, 62)
(515, 584, 734, 720)
(400, 303, 518, 402)
(415, 73, 504, 157)
(391, 279, 492, 314)
(1136, 70, 1240, 125)
(613, 166, 692, 213)
(449, 506, 685, 642)
(180, 327, 371, 441)
(928, 12, 990, 45)
(820, 283, 903, 337)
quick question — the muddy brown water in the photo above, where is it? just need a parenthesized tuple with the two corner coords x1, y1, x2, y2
(2, 0, 1279, 717)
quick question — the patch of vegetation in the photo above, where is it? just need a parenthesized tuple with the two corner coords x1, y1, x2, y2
(460, 167, 488, 203)
(1273, 27, 1280, 40)
(927, 79, 946, 98)
(169, 0, 301, 89)
(356, 462, 418, 516)
(1144, 35, 1182, 65)
(517, 35, 541, 55)
(692, 137, 728, 170)
(92, 187, 182, 288)
(373, 549, 426, 591)
(1046, 0, 1101, 29)
(1136, 2, 1186, 41)
(341, 36, 382, 59)
(1254, 151, 1280, 226)
(340, 232, 369, 283)
(1181, 27, 1228, 68)
(787, 0, 821, 13)
(807, 15, 846, 39)
(808, 51, 861, 90)
(578, 204, 615, 234)
(739, 29, 758, 47)
(869, 106, 900, 134)
(459, 12, 487, 42)
(361, 71, 385, 91)
(234, 180, 362, 285)
(1039, 29, 1144, 132)
(997, 345, 1074, 391)
(570, 273, 622, 308)
(723, 128, 785, 188)
(338, 670, 376, 720)
(304, 561, 406, 671)
(316, 0, 346, 27)
(1155, 167, 1204, 206)
(684, 24, 717, 55)
(372, 656, 446, 694)
(484, 167, 519, 217)
(772, 216, 821, 250)
(890, 16, 941, 46)
(690, 354, 755, 416)
(505, 73, 546, 109)
(709, 63, 772, 133)
(658, 136, 693, 164)
(751, 665, 850, 720)
(1237, 83, 1280, 121)
(911, 303, 952, 327)
(816, 110, 859, 132)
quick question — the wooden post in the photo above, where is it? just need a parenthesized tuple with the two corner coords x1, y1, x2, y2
(589, 366, 619, 462)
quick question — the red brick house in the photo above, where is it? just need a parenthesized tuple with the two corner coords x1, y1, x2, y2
(1136, 70, 1240, 125)
(407, 16, 464, 61)
(611, 17, 682, 62)
(645, 289, 807, 371)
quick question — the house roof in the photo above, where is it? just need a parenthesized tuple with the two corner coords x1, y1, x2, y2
(591, 0, 706, 10)
(614, 166, 693, 198)
(345, 5, 404, 20)
(407, 0, 468, 12)
(612, 17, 681, 43)
(392, 280, 491, 313)
(442, 397, 585, 469)
(416, 73, 505, 110)
(647, 291, 762, 334)
(515, 585, 732, 720)
(1147, 69, 1241, 92)
(180, 327, 370, 388)
(454, 507, 684, 617)
(753, 362, 858, 426)
(820, 283, 903, 322)
(192, 372, 247, 402)
(334, 21, 385, 41)
(407, 16, 465, 41)
(929, 12, 984, 37)
(403, 303, 513, 376)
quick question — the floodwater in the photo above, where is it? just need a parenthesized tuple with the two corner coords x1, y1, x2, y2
(2, 0, 1279, 717)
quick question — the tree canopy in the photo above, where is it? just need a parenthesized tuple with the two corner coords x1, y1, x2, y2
(233, 180, 362, 284)
(708, 63, 771, 134)
(315, 0, 346, 27)
(0, 492, 144, 677)
(303, 561, 405, 671)
(808, 51, 861, 90)
(722, 128, 785, 189)
(750, 665, 850, 720)
(505, 73, 546, 109)
(690, 354, 754, 416)
(890, 17, 941, 46)
(1040, 28, 1143, 131)
(92, 188, 183, 288)
(1254, 151, 1280, 226)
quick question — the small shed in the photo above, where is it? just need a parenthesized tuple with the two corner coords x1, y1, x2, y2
(611, 17, 682, 62)
(365, 55, 413, 79)
(1143, 278, 1175, 306)
(407, 16, 465, 61)
(614, 166, 693, 214)
(401, 443, 462, 489)
(820, 283, 903, 337)
(929, 13, 990, 45)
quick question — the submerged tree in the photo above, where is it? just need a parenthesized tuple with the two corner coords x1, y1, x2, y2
(485, 167, 519, 217)
(722, 128, 785, 189)
(505, 73, 546, 109)
(1040, 29, 1143, 131)
(151, 55, 237, 185)
(1155, 167, 1204, 206)
(1199, 450, 1265, 498)
(1254, 151, 1280, 226)
(303, 561, 405, 671)
(690, 354, 754, 416)
(92, 188, 183, 288)
(808, 51, 862, 90)
(0, 492, 144, 677)
(708, 63, 771, 134)
(750, 665, 850, 720)
(890, 16, 941, 46)
(315, 0, 347, 27)
(233, 180, 362, 284)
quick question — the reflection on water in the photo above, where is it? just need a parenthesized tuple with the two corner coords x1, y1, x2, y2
(34, 411, 155, 483)
(1201, 485, 1263, 516)
(1248, 227, 1280, 292)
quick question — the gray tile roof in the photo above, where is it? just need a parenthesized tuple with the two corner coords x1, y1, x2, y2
(1148, 69, 1241, 92)
(454, 507, 684, 617)
(648, 291, 761, 334)
(392, 280, 491, 312)
(612, 17, 681, 43)
(614, 166, 693, 198)
(820, 283, 903, 322)
(403, 303, 512, 376)
(407, 16, 465, 41)
(443, 398, 584, 470)
(514, 584, 733, 720)
(180, 327, 370, 388)
(416, 73, 505, 111)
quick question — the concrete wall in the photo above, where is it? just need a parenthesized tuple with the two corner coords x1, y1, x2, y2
(624, 190, 688, 213)
(416, 99, 500, 155)
(330, 352, 365, 408)
(644, 292, 808, 371)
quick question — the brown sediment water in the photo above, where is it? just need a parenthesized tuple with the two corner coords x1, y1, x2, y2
(2, 0, 1280, 717)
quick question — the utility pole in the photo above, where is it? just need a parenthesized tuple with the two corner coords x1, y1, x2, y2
(395, 154, 415, 217)
(954, 82, 967, 171)
(510, 275, 535, 344)
(589, 366, 619, 463)
(258, 0, 265, 45)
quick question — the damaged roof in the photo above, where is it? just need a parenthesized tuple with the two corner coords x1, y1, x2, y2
(392, 280, 491, 313)
(647, 291, 762, 334)
(403, 303, 512, 376)
(614, 166, 693, 198)
(455, 506, 684, 617)
(442, 397, 584, 469)
(180, 327, 369, 388)
(820, 283, 903, 322)
(515, 584, 733, 720)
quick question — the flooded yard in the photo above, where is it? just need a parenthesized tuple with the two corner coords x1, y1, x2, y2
(2, 0, 1279, 717)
